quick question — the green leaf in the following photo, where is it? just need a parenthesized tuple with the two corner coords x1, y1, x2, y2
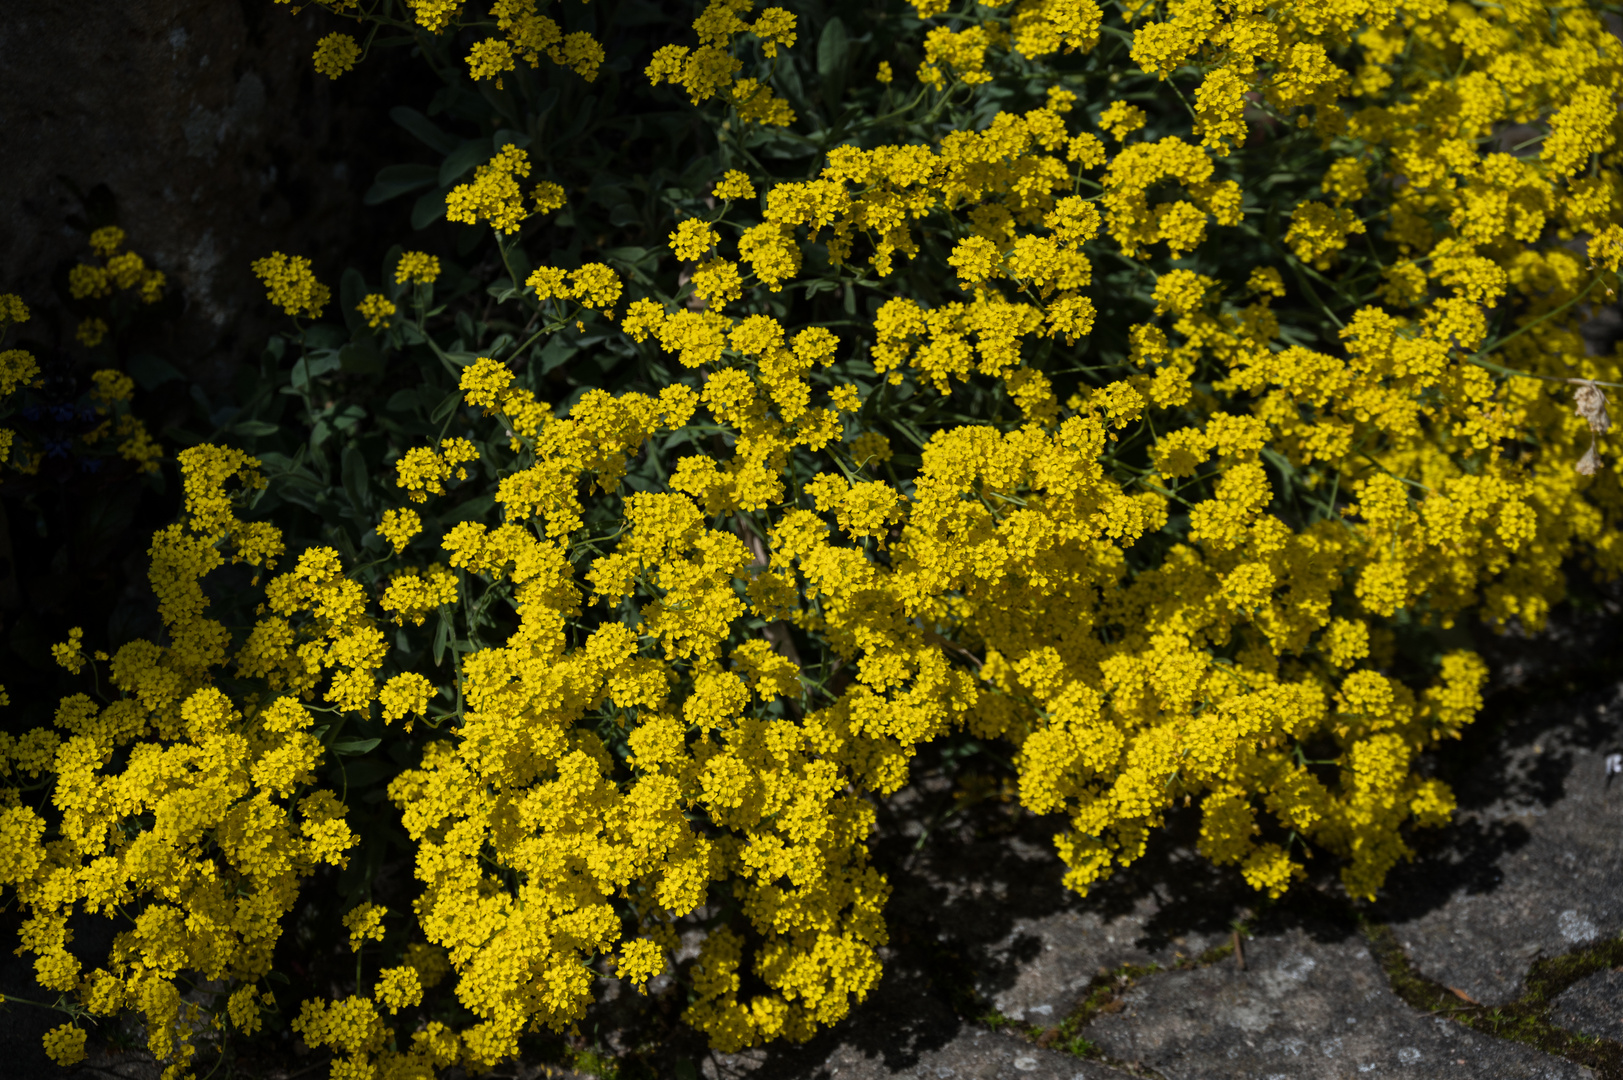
(433, 610, 453, 667)
(364, 164, 439, 206)
(305, 325, 348, 351)
(430, 390, 464, 423)
(390, 106, 459, 154)
(331, 760, 394, 788)
(342, 444, 371, 513)
(306, 351, 342, 378)
(539, 336, 575, 374)
(506, 244, 533, 287)
(411, 186, 450, 231)
(555, 96, 597, 145)
(680, 154, 716, 191)
(129, 353, 184, 390)
(340, 269, 367, 334)
(603, 246, 652, 266)
(231, 420, 281, 438)
(492, 128, 533, 151)
(817, 17, 850, 108)
(331, 738, 382, 756)
(339, 342, 384, 375)
(387, 388, 423, 414)
(531, 86, 561, 118)
(439, 138, 495, 187)
(381, 244, 405, 294)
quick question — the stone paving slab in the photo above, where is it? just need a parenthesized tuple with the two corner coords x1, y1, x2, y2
(1551, 968, 1623, 1042)
(1076, 923, 1594, 1080)
(1376, 656, 1623, 1006)
(871, 783, 1247, 1029)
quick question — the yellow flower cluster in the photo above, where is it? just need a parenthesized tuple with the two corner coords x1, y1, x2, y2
(251, 252, 330, 319)
(313, 32, 362, 78)
(356, 292, 395, 328)
(66, 226, 167, 346)
(464, 0, 605, 86)
(646, 0, 799, 126)
(526, 262, 623, 313)
(40, 0, 1623, 1072)
(394, 437, 481, 503)
(0, 447, 361, 1078)
(395, 251, 441, 285)
(445, 144, 532, 234)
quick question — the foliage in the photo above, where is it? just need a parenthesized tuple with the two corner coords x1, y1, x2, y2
(5, 0, 1623, 1076)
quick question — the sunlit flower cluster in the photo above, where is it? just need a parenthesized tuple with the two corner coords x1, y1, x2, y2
(14, 0, 1623, 1075)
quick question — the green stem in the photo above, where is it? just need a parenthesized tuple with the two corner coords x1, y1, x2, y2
(1465, 277, 1606, 376)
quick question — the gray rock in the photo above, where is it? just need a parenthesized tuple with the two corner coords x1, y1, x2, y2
(1377, 677, 1623, 1006)
(1076, 924, 1594, 1080)
(0, 1, 385, 390)
(1550, 968, 1623, 1041)
(871, 779, 1248, 1028)
(703, 1026, 1133, 1080)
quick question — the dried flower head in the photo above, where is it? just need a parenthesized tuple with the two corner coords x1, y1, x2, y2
(1573, 380, 1611, 434)
(1576, 439, 1603, 476)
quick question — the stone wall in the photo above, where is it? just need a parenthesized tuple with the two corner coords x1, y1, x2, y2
(0, 0, 407, 390)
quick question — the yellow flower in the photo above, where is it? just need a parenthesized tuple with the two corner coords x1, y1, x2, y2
(356, 293, 396, 329)
(395, 438, 480, 503)
(343, 903, 388, 951)
(42, 1024, 86, 1066)
(670, 219, 720, 261)
(0, 349, 39, 395)
(751, 7, 797, 57)
(51, 627, 85, 674)
(377, 507, 422, 553)
(75, 317, 109, 347)
(569, 263, 623, 311)
(1099, 101, 1147, 141)
(0, 293, 29, 327)
(89, 226, 125, 257)
(446, 145, 533, 234)
(713, 170, 756, 201)
(252, 252, 330, 318)
(313, 33, 363, 78)
(395, 251, 440, 285)
(380, 672, 434, 723)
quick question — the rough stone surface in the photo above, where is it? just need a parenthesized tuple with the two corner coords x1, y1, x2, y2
(868, 776, 1250, 1027)
(1077, 923, 1593, 1080)
(1375, 622, 1623, 1007)
(1551, 968, 1623, 1042)
(703, 1027, 1135, 1080)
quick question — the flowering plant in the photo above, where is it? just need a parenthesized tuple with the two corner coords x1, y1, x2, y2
(6, 0, 1623, 1075)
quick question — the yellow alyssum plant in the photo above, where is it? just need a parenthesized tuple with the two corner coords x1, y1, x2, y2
(7, 0, 1623, 1075)
(1, 447, 364, 1076)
